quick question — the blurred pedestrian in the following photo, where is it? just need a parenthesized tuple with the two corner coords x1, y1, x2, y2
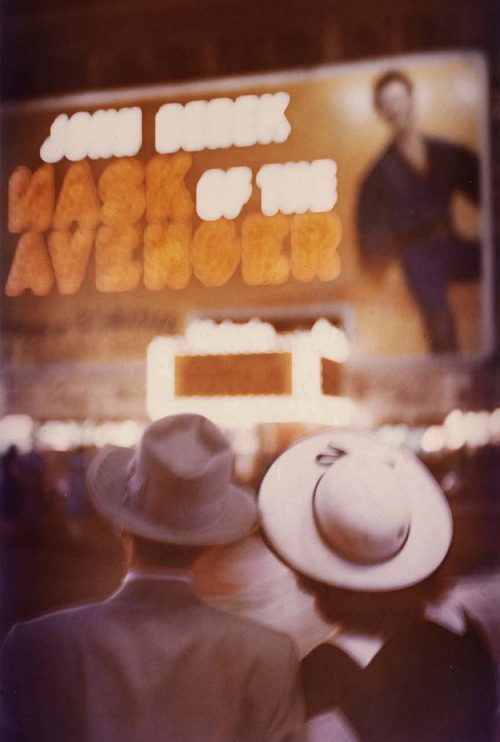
(17, 447, 45, 539)
(0, 445, 22, 529)
(1, 414, 305, 742)
(260, 429, 497, 742)
(61, 445, 92, 541)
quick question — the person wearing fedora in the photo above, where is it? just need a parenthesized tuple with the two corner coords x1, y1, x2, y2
(1, 414, 306, 742)
(259, 429, 498, 742)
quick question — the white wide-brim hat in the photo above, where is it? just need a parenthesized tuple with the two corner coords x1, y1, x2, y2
(259, 429, 452, 591)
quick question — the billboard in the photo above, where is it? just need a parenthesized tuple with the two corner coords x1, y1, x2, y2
(0, 51, 493, 373)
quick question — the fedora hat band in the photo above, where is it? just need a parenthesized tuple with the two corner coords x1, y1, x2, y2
(123, 453, 229, 532)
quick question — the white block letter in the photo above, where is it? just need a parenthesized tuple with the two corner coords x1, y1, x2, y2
(197, 167, 252, 220)
(256, 164, 282, 216)
(309, 159, 337, 212)
(234, 95, 258, 147)
(257, 92, 291, 144)
(183, 100, 207, 152)
(113, 107, 142, 157)
(88, 109, 117, 160)
(65, 112, 91, 162)
(155, 103, 184, 154)
(205, 98, 233, 149)
(40, 114, 68, 163)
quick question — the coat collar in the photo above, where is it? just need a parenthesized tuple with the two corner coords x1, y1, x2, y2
(123, 568, 192, 586)
(108, 575, 203, 609)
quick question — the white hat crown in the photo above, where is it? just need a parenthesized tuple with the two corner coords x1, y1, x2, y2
(314, 451, 411, 564)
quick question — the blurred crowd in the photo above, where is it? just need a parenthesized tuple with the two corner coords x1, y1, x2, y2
(0, 444, 101, 548)
(1, 438, 499, 575)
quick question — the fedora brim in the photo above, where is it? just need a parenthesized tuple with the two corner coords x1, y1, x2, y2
(259, 430, 452, 591)
(88, 447, 259, 546)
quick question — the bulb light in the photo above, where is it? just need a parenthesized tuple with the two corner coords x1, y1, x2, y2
(421, 425, 446, 454)
(463, 411, 490, 448)
(377, 424, 409, 448)
(38, 421, 82, 451)
(488, 408, 500, 441)
(0, 415, 34, 451)
(443, 409, 466, 450)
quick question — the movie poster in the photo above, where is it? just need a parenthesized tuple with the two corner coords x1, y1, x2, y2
(0, 51, 493, 423)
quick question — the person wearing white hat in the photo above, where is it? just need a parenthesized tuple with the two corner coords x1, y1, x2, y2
(1, 414, 306, 742)
(259, 429, 497, 742)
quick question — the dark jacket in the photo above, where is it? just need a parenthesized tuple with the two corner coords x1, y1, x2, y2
(301, 617, 497, 742)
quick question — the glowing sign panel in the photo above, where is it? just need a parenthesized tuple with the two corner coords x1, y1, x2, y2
(175, 353, 292, 396)
(147, 319, 356, 426)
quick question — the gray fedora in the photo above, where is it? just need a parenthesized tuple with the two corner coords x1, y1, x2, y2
(87, 414, 259, 545)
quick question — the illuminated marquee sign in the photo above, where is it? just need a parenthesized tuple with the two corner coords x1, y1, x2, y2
(4, 90, 341, 297)
(147, 318, 356, 426)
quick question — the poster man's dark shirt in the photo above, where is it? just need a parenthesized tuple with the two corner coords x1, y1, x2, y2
(357, 136, 480, 313)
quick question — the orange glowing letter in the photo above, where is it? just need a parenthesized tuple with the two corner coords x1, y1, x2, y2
(241, 214, 289, 285)
(5, 232, 54, 296)
(98, 158, 146, 228)
(52, 161, 101, 231)
(144, 223, 191, 290)
(291, 213, 342, 282)
(8, 164, 55, 233)
(191, 219, 239, 287)
(146, 153, 194, 224)
(95, 225, 142, 292)
(48, 228, 94, 295)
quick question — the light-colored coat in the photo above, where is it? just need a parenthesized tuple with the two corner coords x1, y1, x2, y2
(1, 578, 305, 742)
